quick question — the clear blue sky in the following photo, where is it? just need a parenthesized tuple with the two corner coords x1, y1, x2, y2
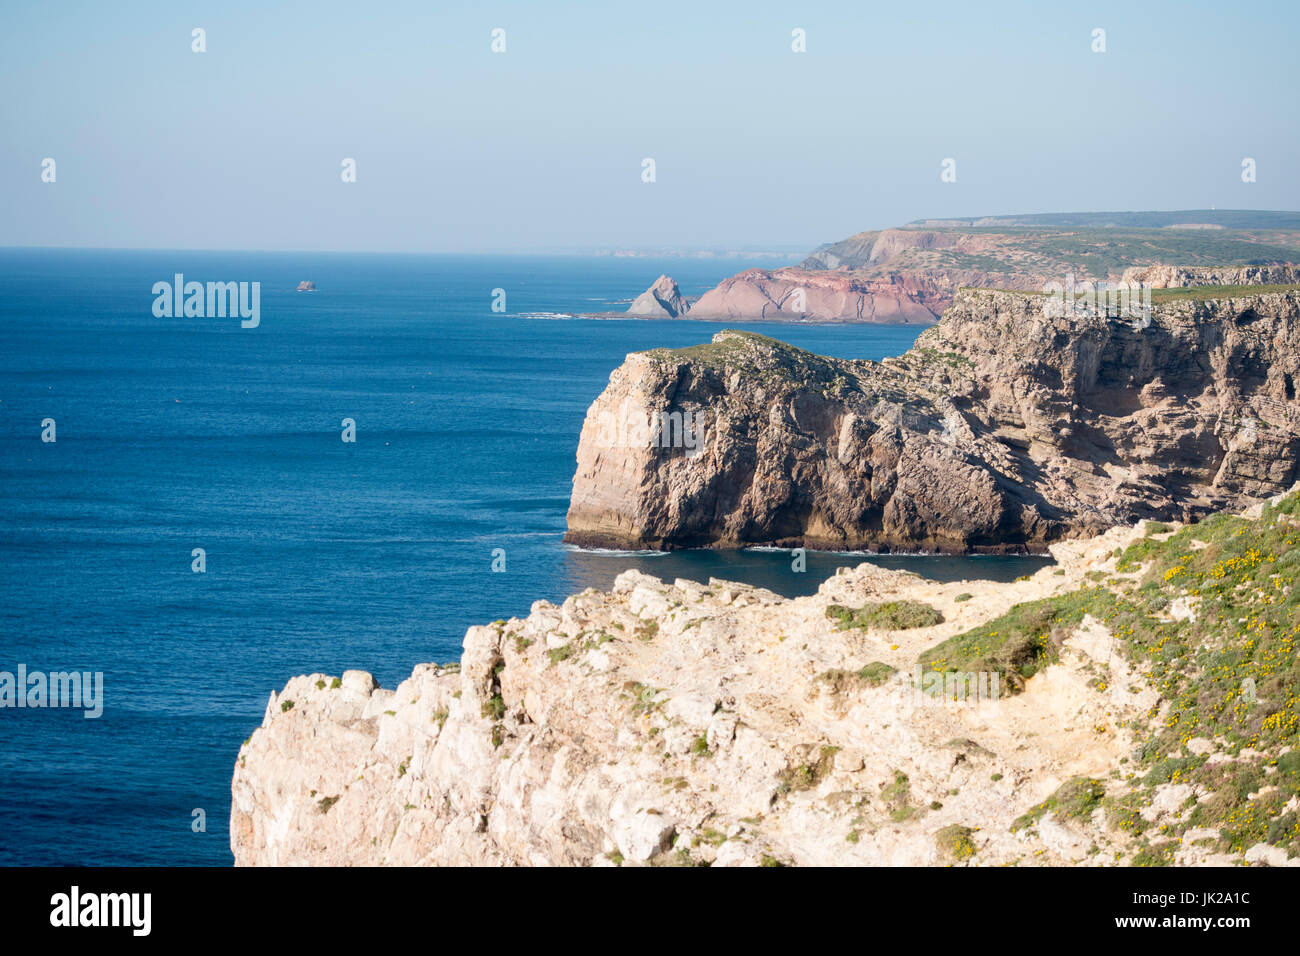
(2, 0, 1297, 252)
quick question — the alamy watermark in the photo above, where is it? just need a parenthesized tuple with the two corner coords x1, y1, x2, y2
(50, 886, 150, 936)
(1, 664, 103, 718)
(593, 400, 707, 458)
(899, 666, 1000, 711)
(1043, 273, 1152, 326)
(151, 274, 260, 328)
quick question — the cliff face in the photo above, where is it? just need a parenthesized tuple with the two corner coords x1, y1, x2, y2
(226, 524, 1162, 866)
(684, 267, 980, 323)
(563, 289, 1300, 553)
(1119, 264, 1300, 288)
(230, 487, 1300, 867)
(643, 215, 1300, 324)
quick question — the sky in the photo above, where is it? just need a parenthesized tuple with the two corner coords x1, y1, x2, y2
(1, 0, 1297, 253)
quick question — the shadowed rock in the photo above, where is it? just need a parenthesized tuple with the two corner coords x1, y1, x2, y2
(565, 287, 1300, 553)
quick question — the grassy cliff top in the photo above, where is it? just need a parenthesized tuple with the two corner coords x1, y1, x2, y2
(640, 330, 866, 394)
(964, 284, 1300, 303)
(643, 329, 810, 363)
(920, 491, 1300, 861)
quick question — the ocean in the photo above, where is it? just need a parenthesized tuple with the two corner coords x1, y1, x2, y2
(0, 249, 1050, 865)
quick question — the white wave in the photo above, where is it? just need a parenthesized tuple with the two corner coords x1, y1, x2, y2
(562, 544, 670, 557)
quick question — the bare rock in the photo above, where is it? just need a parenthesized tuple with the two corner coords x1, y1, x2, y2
(627, 275, 692, 318)
(565, 289, 1300, 552)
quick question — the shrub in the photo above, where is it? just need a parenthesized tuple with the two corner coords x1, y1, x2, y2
(826, 600, 944, 631)
(935, 824, 978, 862)
(1012, 776, 1104, 832)
(919, 588, 1115, 693)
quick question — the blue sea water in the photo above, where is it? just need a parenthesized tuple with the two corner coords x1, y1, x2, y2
(0, 249, 1050, 865)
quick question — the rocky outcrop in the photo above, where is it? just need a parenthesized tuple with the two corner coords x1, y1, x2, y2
(627, 275, 693, 318)
(225, 524, 1149, 866)
(563, 288, 1300, 553)
(230, 486, 1300, 866)
(649, 213, 1300, 323)
(800, 228, 1005, 271)
(1119, 264, 1300, 288)
(684, 267, 990, 323)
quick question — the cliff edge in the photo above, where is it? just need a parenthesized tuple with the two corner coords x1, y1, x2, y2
(232, 489, 1300, 866)
(564, 287, 1300, 553)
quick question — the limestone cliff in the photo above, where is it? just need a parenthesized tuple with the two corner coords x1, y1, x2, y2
(1120, 264, 1300, 288)
(232, 488, 1300, 866)
(563, 288, 1300, 553)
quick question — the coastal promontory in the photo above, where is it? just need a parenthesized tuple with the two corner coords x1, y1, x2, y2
(564, 284, 1300, 553)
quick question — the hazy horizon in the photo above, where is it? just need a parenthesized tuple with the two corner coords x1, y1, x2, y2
(4, 0, 1299, 253)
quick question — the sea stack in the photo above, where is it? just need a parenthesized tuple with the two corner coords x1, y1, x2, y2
(296, 280, 316, 292)
(626, 274, 692, 318)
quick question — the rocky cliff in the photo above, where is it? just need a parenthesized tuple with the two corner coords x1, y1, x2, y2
(1120, 264, 1300, 288)
(563, 287, 1300, 553)
(634, 214, 1300, 323)
(684, 267, 977, 323)
(232, 488, 1300, 866)
(626, 274, 693, 318)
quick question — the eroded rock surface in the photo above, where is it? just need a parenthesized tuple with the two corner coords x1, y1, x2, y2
(564, 288, 1300, 552)
(232, 491, 1300, 867)
(226, 526, 1134, 865)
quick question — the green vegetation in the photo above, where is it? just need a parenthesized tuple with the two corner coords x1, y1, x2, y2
(622, 681, 663, 718)
(881, 771, 914, 821)
(694, 828, 727, 847)
(914, 346, 975, 370)
(954, 593, 973, 602)
(1132, 841, 1178, 867)
(914, 492, 1300, 859)
(280, 699, 294, 713)
(919, 588, 1115, 692)
(330, 677, 342, 690)
(826, 600, 944, 631)
(547, 643, 576, 665)
(1147, 283, 1300, 302)
(777, 745, 840, 795)
(816, 661, 897, 693)
(1012, 777, 1106, 833)
(316, 795, 339, 814)
(935, 824, 978, 862)
(643, 331, 859, 396)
